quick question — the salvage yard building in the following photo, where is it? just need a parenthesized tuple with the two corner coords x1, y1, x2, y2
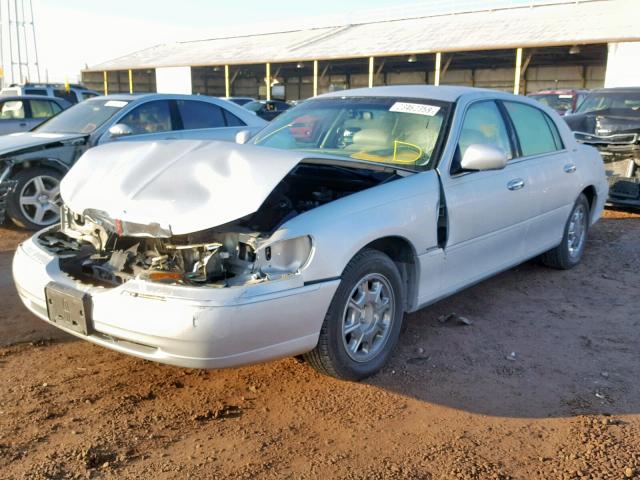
(82, 0, 640, 100)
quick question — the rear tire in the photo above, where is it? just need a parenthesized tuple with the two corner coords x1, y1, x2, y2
(304, 249, 405, 381)
(6, 167, 62, 230)
(541, 193, 590, 270)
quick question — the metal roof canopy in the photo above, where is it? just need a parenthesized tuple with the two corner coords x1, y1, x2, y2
(86, 0, 638, 72)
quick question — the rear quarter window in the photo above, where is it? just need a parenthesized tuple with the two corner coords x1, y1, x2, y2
(504, 101, 563, 156)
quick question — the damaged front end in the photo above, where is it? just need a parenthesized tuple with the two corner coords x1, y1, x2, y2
(566, 106, 640, 207)
(41, 159, 397, 289)
(38, 206, 312, 288)
(0, 160, 16, 224)
(574, 131, 640, 207)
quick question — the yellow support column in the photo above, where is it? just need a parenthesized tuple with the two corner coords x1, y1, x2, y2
(434, 52, 442, 86)
(313, 60, 318, 97)
(103, 71, 108, 95)
(266, 63, 271, 101)
(128, 69, 133, 94)
(514, 48, 523, 95)
(368, 57, 374, 88)
(224, 65, 230, 98)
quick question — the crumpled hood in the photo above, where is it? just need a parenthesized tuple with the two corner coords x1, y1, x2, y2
(60, 140, 305, 235)
(0, 132, 86, 157)
(564, 109, 640, 137)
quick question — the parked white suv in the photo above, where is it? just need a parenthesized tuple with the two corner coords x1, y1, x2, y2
(0, 83, 100, 104)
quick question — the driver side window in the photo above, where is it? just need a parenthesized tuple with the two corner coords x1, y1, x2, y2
(457, 101, 512, 162)
(119, 100, 173, 135)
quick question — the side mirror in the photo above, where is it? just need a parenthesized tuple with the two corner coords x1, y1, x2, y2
(108, 123, 133, 138)
(235, 129, 253, 144)
(460, 144, 508, 171)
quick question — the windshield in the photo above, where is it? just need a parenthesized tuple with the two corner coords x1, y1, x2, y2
(251, 97, 449, 170)
(575, 91, 640, 114)
(230, 98, 252, 106)
(244, 101, 264, 112)
(35, 98, 129, 134)
(529, 93, 574, 113)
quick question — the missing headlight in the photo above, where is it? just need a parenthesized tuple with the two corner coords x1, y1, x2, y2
(255, 236, 312, 276)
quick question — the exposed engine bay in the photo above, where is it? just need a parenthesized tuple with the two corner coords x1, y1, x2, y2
(37, 162, 399, 287)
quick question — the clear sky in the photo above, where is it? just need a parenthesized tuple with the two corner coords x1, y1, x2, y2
(2, 0, 531, 84)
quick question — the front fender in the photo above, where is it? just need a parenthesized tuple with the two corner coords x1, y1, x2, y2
(271, 170, 441, 282)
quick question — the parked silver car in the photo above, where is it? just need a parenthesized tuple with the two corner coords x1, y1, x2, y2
(0, 95, 70, 135)
(13, 86, 607, 380)
(0, 93, 266, 229)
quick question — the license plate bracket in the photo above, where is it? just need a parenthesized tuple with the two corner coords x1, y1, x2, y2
(44, 282, 92, 335)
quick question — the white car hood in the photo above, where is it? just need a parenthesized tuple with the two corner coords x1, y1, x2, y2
(60, 140, 304, 235)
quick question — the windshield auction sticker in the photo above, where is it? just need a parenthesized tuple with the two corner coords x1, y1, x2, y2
(104, 100, 128, 108)
(390, 102, 440, 116)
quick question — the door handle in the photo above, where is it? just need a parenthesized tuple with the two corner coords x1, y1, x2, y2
(507, 178, 525, 191)
(564, 163, 577, 173)
(19, 122, 26, 127)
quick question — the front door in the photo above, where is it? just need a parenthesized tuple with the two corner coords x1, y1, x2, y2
(106, 100, 183, 144)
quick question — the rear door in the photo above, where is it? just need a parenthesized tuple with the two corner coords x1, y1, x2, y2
(439, 100, 535, 292)
(0, 99, 29, 134)
(501, 100, 582, 253)
(28, 98, 64, 129)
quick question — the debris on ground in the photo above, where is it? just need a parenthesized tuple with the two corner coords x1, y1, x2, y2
(438, 312, 473, 326)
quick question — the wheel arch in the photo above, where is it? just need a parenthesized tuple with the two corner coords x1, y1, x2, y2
(580, 184, 598, 224)
(356, 235, 419, 312)
(580, 185, 596, 211)
(9, 158, 69, 178)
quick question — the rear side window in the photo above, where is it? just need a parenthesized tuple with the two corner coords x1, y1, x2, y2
(504, 102, 563, 156)
(176, 100, 225, 129)
(457, 101, 513, 160)
(30, 99, 62, 118)
(222, 109, 245, 127)
(0, 100, 25, 119)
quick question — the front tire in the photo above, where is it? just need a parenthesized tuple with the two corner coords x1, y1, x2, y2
(6, 167, 62, 230)
(541, 193, 590, 270)
(304, 249, 405, 381)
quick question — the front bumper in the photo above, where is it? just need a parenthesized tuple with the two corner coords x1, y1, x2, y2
(607, 175, 640, 207)
(13, 236, 339, 369)
(583, 139, 640, 208)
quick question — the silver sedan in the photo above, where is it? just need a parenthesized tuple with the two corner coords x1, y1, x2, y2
(13, 86, 607, 380)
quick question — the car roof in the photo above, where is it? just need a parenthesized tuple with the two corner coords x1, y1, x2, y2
(588, 87, 640, 93)
(87, 93, 232, 102)
(0, 94, 68, 102)
(529, 89, 586, 95)
(318, 85, 508, 103)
